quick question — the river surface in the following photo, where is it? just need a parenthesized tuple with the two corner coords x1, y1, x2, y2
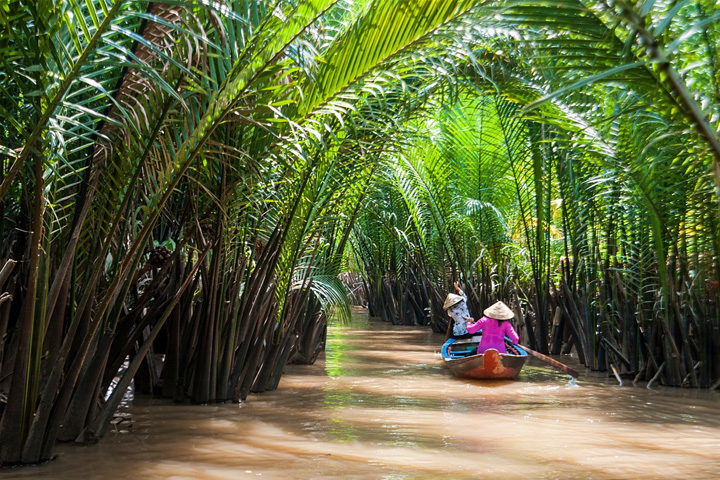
(3, 309, 720, 479)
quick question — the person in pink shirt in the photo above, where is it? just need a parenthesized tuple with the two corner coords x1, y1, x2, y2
(466, 301, 520, 354)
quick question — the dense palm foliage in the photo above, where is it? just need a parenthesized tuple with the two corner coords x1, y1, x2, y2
(0, 0, 502, 466)
(352, 0, 720, 390)
(1, 0, 720, 467)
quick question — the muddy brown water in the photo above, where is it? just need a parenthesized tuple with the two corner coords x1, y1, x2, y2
(3, 309, 720, 479)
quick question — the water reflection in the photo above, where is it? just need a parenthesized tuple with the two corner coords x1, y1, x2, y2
(3, 308, 720, 480)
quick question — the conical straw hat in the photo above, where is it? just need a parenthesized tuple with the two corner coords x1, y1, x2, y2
(443, 293, 464, 309)
(483, 301, 514, 320)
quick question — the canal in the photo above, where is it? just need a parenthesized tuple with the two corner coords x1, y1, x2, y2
(3, 309, 719, 479)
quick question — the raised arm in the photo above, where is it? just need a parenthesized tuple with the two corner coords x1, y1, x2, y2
(453, 281, 467, 301)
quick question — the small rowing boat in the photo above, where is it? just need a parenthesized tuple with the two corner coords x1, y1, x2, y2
(441, 335, 528, 379)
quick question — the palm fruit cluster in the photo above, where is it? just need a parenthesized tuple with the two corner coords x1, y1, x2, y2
(148, 245, 172, 268)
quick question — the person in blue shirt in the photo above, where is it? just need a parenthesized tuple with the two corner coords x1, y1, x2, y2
(443, 281, 472, 338)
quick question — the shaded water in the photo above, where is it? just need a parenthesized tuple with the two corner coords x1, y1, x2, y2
(4, 309, 720, 479)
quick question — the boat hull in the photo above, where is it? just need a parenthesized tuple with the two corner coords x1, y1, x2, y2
(442, 337, 527, 379)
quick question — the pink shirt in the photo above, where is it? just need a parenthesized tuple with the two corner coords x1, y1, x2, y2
(466, 316, 519, 354)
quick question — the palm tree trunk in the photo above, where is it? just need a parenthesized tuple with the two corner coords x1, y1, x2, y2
(1, 156, 45, 465)
(79, 245, 209, 442)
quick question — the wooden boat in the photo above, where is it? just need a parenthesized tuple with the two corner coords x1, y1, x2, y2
(441, 335, 528, 379)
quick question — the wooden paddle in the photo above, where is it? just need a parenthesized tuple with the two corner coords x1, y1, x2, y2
(518, 344, 580, 378)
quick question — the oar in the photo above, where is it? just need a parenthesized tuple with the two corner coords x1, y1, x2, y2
(518, 344, 580, 378)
